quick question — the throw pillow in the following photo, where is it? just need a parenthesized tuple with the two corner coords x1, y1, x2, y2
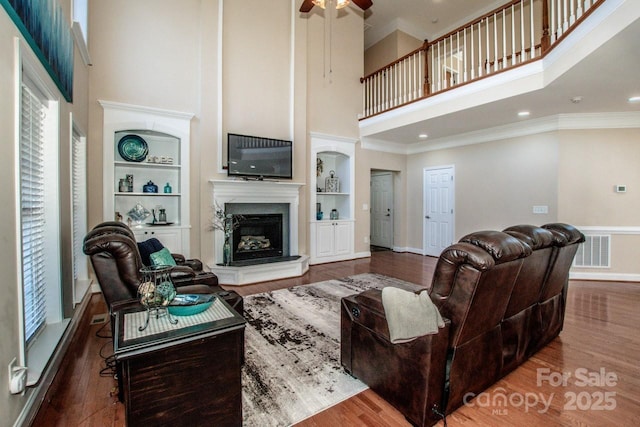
(149, 247, 177, 266)
(137, 238, 165, 266)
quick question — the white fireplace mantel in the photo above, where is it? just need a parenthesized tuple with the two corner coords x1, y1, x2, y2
(207, 179, 308, 285)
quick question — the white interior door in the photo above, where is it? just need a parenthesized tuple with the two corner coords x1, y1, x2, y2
(370, 172, 394, 248)
(423, 166, 455, 256)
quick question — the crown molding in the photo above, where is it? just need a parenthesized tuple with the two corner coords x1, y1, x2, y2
(361, 111, 640, 155)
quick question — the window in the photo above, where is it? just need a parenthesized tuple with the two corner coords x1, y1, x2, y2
(17, 41, 66, 385)
(20, 81, 48, 344)
(72, 125, 90, 304)
(71, 0, 92, 65)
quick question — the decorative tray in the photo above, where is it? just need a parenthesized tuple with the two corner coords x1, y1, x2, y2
(168, 294, 215, 316)
(117, 134, 149, 162)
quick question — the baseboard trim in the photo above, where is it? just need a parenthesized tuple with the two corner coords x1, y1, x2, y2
(16, 288, 93, 427)
(570, 272, 640, 282)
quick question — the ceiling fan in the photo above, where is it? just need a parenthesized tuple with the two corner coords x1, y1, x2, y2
(299, 0, 373, 13)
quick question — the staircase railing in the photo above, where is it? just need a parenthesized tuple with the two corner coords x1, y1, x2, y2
(360, 0, 605, 119)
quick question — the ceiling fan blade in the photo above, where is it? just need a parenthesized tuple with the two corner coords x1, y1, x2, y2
(299, 0, 315, 12)
(352, 0, 373, 11)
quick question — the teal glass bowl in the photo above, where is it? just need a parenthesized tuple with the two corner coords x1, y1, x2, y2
(168, 294, 215, 316)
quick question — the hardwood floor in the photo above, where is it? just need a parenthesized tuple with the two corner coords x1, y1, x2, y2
(32, 252, 640, 426)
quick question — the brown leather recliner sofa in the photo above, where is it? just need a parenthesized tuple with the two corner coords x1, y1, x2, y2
(341, 223, 584, 426)
(83, 221, 243, 317)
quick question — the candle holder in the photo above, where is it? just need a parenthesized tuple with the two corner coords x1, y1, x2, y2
(137, 265, 178, 331)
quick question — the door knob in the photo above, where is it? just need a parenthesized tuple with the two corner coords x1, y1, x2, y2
(425, 215, 431, 219)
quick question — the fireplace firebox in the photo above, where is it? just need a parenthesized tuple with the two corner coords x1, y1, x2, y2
(232, 214, 283, 262)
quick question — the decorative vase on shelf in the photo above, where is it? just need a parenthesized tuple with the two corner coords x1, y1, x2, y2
(143, 180, 158, 193)
(223, 235, 232, 266)
(325, 170, 340, 193)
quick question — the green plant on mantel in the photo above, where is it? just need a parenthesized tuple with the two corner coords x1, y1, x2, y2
(209, 202, 243, 239)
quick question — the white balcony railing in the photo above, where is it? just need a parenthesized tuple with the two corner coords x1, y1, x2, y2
(361, 0, 603, 119)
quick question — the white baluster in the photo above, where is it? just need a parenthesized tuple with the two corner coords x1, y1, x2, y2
(551, 0, 557, 42)
(577, 0, 584, 19)
(511, 4, 516, 65)
(478, 22, 483, 77)
(362, 78, 366, 117)
(501, 9, 506, 70)
(429, 45, 437, 93)
(521, 1, 526, 60)
(470, 25, 475, 79)
(486, 18, 490, 73)
(456, 31, 460, 85)
(530, 0, 535, 59)
(570, 0, 576, 25)
(563, 0, 569, 32)
(493, 13, 498, 71)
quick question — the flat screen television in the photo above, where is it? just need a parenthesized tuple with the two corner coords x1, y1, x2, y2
(227, 133, 293, 180)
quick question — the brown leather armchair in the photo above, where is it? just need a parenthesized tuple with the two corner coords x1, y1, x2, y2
(83, 222, 243, 316)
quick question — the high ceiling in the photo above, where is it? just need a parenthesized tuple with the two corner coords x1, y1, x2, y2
(359, 0, 640, 149)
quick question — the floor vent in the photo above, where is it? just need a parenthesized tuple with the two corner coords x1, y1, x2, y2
(573, 235, 610, 268)
(90, 313, 108, 325)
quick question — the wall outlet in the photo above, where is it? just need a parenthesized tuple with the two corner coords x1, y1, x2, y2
(364, 236, 369, 243)
(532, 205, 548, 214)
(362, 203, 368, 211)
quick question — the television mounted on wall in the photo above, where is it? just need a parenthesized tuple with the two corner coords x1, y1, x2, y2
(227, 133, 293, 180)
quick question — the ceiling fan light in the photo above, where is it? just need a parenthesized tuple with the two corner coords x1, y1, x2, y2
(336, 0, 350, 9)
(312, 0, 326, 9)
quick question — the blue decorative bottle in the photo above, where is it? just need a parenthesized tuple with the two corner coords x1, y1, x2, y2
(164, 182, 172, 193)
(143, 180, 158, 193)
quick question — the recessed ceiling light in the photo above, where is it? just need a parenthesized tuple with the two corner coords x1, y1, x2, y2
(518, 111, 530, 117)
(418, 134, 428, 139)
(628, 96, 640, 103)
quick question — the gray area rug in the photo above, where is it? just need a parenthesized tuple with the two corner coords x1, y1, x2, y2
(241, 273, 418, 426)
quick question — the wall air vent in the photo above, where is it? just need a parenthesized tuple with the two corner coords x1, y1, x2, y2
(573, 235, 610, 268)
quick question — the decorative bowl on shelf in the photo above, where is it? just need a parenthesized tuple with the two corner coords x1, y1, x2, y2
(117, 134, 148, 162)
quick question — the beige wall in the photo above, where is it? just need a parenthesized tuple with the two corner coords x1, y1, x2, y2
(87, 1, 365, 266)
(406, 133, 559, 250)
(1, 0, 90, 422)
(364, 30, 422, 75)
(356, 147, 407, 252)
(402, 128, 640, 277)
(558, 128, 640, 276)
(558, 128, 640, 225)
(223, 0, 292, 142)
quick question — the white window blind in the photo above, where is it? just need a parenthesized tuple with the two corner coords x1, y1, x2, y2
(20, 83, 47, 344)
(72, 128, 89, 303)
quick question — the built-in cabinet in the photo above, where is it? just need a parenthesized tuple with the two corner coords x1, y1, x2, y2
(309, 134, 356, 264)
(100, 101, 194, 255)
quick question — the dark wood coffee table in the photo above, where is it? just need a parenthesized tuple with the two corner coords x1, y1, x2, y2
(114, 297, 245, 426)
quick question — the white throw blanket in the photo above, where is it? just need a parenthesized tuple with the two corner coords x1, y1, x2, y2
(381, 286, 445, 344)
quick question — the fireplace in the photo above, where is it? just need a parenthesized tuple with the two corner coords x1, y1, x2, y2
(209, 179, 309, 285)
(232, 214, 284, 262)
